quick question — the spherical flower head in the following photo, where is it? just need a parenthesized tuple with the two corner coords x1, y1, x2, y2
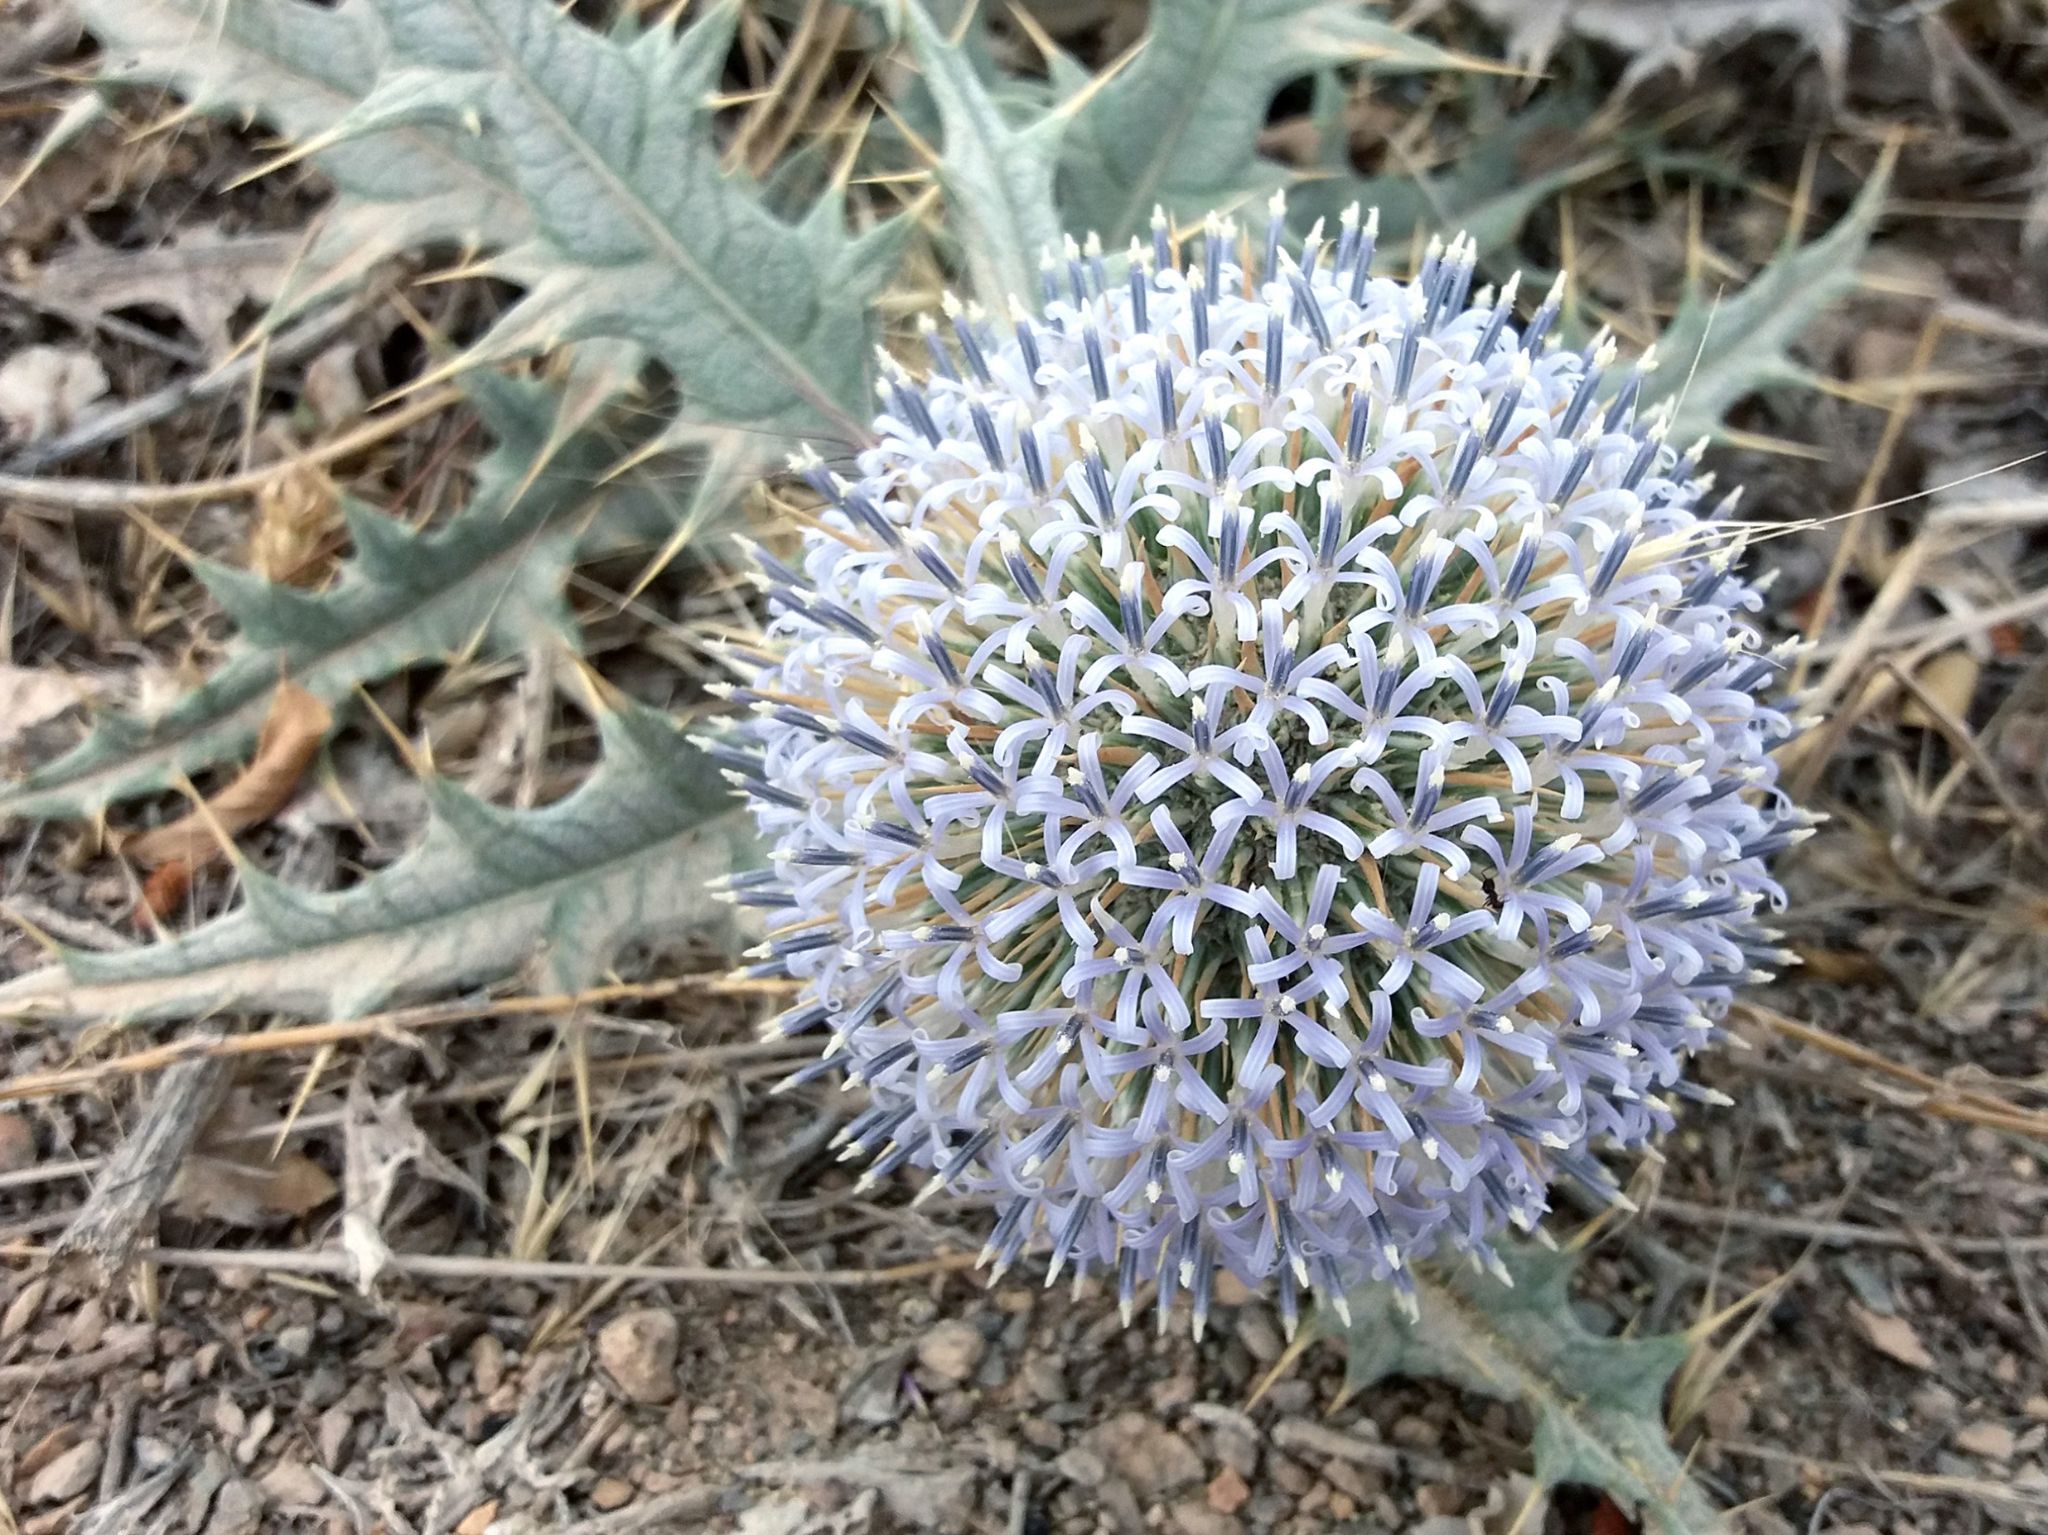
(720, 200, 1807, 1337)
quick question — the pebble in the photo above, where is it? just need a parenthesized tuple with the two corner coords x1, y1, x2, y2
(1955, 1421, 2017, 1460)
(915, 1319, 988, 1385)
(589, 1477, 636, 1511)
(257, 1462, 327, 1507)
(1148, 1373, 1195, 1413)
(26, 1441, 100, 1505)
(1244, 1490, 1293, 1528)
(1169, 1499, 1242, 1535)
(1910, 1384, 1959, 1422)
(470, 1333, 506, 1396)
(596, 1310, 681, 1406)
(1391, 1414, 1442, 1450)
(1018, 1353, 1067, 1405)
(1205, 1467, 1250, 1515)
(1234, 1308, 1283, 1365)
(1265, 1380, 1312, 1414)
(1086, 1410, 1206, 1500)
(203, 1479, 265, 1535)
(1017, 1415, 1065, 1452)
(1053, 1446, 1108, 1488)
(1265, 1452, 1310, 1496)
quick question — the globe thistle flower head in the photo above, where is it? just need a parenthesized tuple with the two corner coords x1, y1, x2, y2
(716, 195, 1809, 1337)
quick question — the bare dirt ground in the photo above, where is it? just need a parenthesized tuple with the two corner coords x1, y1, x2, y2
(2, 3, 2047, 1533)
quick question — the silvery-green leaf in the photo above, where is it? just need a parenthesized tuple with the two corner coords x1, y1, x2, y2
(1058, 0, 1486, 246)
(1652, 162, 1890, 442)
(0, 706, 745, 1023)
(1334, 1247, 1717, 1535)
(354, 0, 900, 440)
(901, 0, 1067, 307)
(0, 376, 730, 821)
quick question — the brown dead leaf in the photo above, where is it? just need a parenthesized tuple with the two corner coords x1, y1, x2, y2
(1848, 1302, 1936, 1371)
(455, 1503, 500, 1535)
(1899, 647, 1982, 728)
(168, 1089, 339, 1227)
(122, 680, 333, 870)
(170, 1149, 339, 1226)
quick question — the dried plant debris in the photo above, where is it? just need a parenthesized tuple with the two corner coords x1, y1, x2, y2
(1, 1, 2046, 1533)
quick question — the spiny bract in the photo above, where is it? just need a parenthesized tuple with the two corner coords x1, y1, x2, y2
(712, 196, 1808, 1338)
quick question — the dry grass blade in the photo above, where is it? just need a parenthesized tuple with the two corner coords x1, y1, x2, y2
(2, 1242, 984, 1291)
(0, 388, 460, 513)
(1735, 1002, 2048, 1139)
(0, 979, 701, 1099)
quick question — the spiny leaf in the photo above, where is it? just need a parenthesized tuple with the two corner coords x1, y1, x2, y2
(1651, 161, 1890, 443)
(82, 0, 907, 441)
(0, 375, 716, 822)
(77, 0, 528, 313)
(1056, 0, 1485, 247)
(900, 0, 1066, 307)
(351, 0, 903, 440)
(0, 706, 745, 1023)
(1333, 1248, 1717, 1535)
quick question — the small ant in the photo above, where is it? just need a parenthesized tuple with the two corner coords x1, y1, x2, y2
(1479, 874, 1503, 916)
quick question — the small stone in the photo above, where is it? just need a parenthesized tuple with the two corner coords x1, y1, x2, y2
(1391, 1415, 1442, 1450)
(1149, 1373, 1196, 1413)
(597, 1310, 680, 1406)
(1910, 1384, 1958, 1423)
(1266, 1453, 1311, 1496)
(204, 1479, 265, 1535)
(470, 1333, 506, 1396)
(589, 1477, 635, 1511)
(1234, 1308, 1282, 1365)
(915, 1319, 987, 1385)
(1206, 1467, 1250, 1515)
(1018, 1415, 1065, 1452)
(316, 1407, 354, 1468)
(273, 1324, 315, 1361)
(1054, 1446, 1108, 1488)
(2024, 1395, 2048, 1422)
(0, 1111, 34, 1174)
(455, 1503, 499, 1535)
(27, 1441, 100, 1505)
(1265, 1380, 1312, 1414)
(1087, 1410, 1206, 1499)
(1320, 1460, 1375, 1502)
(258, 1463, 326, 1507)
(1955, 1422, 2016, 1461)
(1415, 1483, 1463, 1518)
(1018, 1353, 1066, 1405)
(1169, 1499, 1242, 1535)
(1244, 1491, 1294, 1527)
